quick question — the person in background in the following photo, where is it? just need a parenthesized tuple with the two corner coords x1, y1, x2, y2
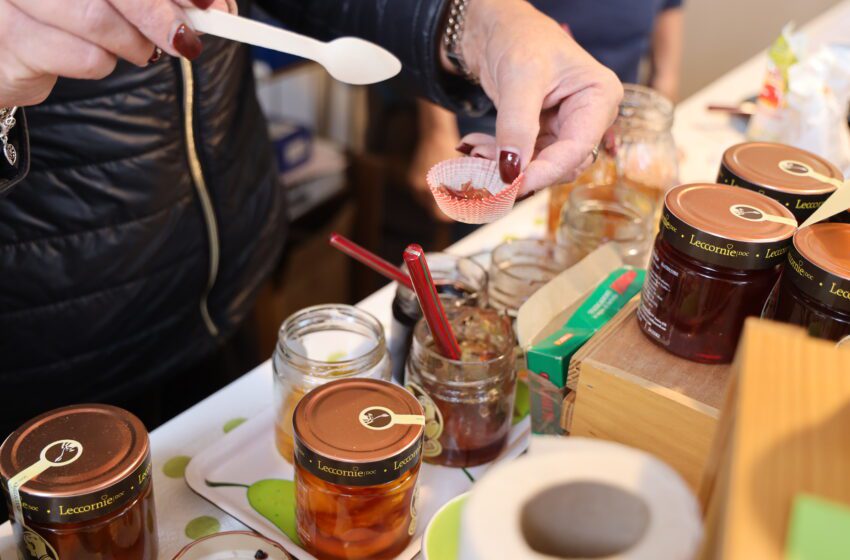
(408, 0, 684, 221)
(0, 0, 621, 441)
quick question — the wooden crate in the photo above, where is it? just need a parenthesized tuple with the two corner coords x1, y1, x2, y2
(566, 301, 732, 489)
(699, 319, 850, 559)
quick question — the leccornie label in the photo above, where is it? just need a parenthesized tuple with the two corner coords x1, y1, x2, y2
(660, 208, 792, 270)
(786, 245, 850, 314)
(295, 435, 423, 487)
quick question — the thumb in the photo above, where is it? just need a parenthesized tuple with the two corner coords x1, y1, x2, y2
(494, 77, 545, 185)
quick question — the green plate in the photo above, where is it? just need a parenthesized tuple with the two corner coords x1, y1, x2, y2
(422, 493, 468, 560)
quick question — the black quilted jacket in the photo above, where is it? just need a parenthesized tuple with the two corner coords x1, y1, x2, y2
(0, 0, 487, 422)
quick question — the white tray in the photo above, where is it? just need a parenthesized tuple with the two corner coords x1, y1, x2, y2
(185, 406, 530, 560)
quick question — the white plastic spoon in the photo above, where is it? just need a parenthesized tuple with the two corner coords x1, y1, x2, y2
(184, 8, 402, 85)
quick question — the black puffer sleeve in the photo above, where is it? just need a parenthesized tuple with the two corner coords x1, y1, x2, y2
(0, 109, 29, 197)
(257, 0, 491, 116)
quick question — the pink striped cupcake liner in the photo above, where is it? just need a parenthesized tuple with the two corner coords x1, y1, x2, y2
(427, 158, 522, 224)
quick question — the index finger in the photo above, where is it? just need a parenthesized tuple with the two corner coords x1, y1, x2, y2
(106, 0, 202, 59)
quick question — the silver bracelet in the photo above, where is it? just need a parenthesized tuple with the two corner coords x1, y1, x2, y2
(442, 0, 478, 83)
(1, 106, 18, 166)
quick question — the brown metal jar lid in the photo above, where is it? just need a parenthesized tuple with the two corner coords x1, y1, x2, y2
(293, 379, 424, 487)
(660, 184, 797, 270)
(0, 404, 151, 524)
(721, 142, 842, 195)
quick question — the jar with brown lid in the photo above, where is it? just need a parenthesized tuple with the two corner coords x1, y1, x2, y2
(637, 184, 797, 363)
(718, 142, 843, 222)
(0, 404, 157, 560)
(293, 378, 424, 560)
(773, 223, 850, 342)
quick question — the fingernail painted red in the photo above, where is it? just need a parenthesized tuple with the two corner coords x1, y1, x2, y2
(473, 153, 487, 159)
(499, 150, 521, 183)
(456, 143, 473, 155)
(516, 190, 537, 202)
(173, 24, 203, 61)
(191, 0, 215, 7)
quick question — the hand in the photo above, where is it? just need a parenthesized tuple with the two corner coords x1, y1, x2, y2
(408, 100, 460, 222)
(452, 0, 623, 196)
(0, 0, 233, 107)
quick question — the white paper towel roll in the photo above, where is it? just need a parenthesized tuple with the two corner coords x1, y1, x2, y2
(459, 438, 702, 560)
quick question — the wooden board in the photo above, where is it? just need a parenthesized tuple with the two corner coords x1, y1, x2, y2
(700, 319, 850, 559)
(567, 303, 732, 489)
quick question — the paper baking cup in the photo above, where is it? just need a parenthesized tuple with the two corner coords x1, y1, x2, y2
(428, 158, 521, 224)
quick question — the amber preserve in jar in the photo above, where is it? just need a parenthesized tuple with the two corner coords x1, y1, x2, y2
(293, 378, 424, 560)
(773, 223, 850, 342)
(0, 404, 157, 560)
(718, 142, 842, 222)
(637, 184, 797, 363)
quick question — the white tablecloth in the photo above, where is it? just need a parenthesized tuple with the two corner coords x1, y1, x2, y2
(3, 1, 850, 556)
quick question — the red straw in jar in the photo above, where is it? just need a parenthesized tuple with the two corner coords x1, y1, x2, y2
(403, 244, 461, 360)
(329, 233, 413, 290)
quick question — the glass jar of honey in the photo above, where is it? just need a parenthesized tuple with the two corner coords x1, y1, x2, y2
(773, 223, 850, 342)
(273, 305, 391, 463)
(405, 306, 516, 467)
(637, 184, 797, 363)
(293, 378, 424, 560)
(718, 142, 842, 223)
(389, 253, 488, 384)
(0, 404, 157, 560)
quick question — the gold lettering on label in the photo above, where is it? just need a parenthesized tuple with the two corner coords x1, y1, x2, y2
(316, 460, 376, 478)
(829, 283, 850, 301)
(765, 246, 789, 260)
(795, 199, 823, 210)
(661, 213, 676, 232)
(138, 461, 152, 485)
(58, 491, 126, 516)
(688, 235, 748, 258)
(788, 254, 814, 280)
(393, 447, 420, 471)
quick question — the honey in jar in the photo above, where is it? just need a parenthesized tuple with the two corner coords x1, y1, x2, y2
(0, 404, 157, 560)
(773, 223, 850, 342)
(293, 378, 424, 560)
(637, 184, 797, 363)
(718, 142, 842, 222)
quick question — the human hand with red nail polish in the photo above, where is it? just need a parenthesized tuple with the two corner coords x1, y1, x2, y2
(0, 0, 234, 107)
(452, 0, 623, 196)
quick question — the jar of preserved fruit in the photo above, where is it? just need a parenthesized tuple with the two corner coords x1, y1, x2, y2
(637, 184, 797, 363)
(405, 306, 516, 467)
(273, 305, 391, 463)
(293, 378, 424, 560)
(389, 253, 488, 384)
(773, 223, 850, 342)
(0, 404, 157, 560)
(718, 142, 842, 222)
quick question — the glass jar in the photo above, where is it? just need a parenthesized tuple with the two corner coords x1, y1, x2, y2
(273, 305, 391, 463)
(0, 404, 157, 560)
(718, 142, 842, 222)
(546, 84, 678, 236)
(556, 183, 655, 267)
(637, 184, 796, 363)
(389, 253, 488, 384)
(293, 378, 424, 560)
(405, 306, 516, 467)
(488, 239, 574, 316)
(773, 223, 850, 342)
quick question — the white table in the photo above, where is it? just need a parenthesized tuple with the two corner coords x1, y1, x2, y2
(3, 1, 850, 556)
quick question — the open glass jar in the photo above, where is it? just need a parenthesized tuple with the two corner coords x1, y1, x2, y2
(637, 184, 796, 363)
(0, 404, 157, 560)
(556, 183, 655, 267)
(405, 306, 516, 467)
(273, 305, 391, 463)
(389, 253, 488, 384)
(293, 378, 424, 560)
(773, 224, 850, 342)
(488, 239, 573, 316)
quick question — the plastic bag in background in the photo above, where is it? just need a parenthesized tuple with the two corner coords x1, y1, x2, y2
(747, 23, 804, 141)
(784, 46, 850, 174)
(747, 25, 850, 175)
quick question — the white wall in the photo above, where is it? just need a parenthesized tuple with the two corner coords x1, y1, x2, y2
(680, 0, 843, 98)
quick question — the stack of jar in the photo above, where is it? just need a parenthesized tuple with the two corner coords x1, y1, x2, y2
(636, 141, 850, 364)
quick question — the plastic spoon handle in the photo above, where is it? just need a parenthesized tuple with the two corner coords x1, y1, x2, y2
(186, 8, 325, 63)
